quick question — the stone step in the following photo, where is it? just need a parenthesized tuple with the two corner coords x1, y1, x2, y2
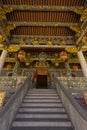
(19, 108, 65, 113)
(26, 93, 57, 96)
(10, 89, 74, 130)
(28, 91, 56, 94)
(21, 103, 63, 107)
(10, 127, 74, 130)
(23, 99, 61, 103)
(25, 96, 59, 99)
(12, 121, 72, 127)
(16, 113, 68, 119)
(28, 89, 55, 92)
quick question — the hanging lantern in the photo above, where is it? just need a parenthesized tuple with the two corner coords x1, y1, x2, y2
(6, 64, 12, 71)
(18, 50, 25, 60)
(73, 66, 78, 71)
(60, 51, 67, 61)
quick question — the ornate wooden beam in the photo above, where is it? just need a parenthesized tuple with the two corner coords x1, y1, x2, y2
(72, 8, 87, 22)
(0, 17, 5, 27)
(81, 18, 87, 29)
(19, 44, 87, 49)
(3, 5, 82, 11)
(69, 26, 81, 36)
(0, 44, 78, 49)
(76, 24, 87, 46)
(12, 35, 73, 38)
(71, 8, 87, 50)
(3, 57, 81, 63)
(11, 41, 73, 45)
(8, 22, 79, 27)
(0, 27, 9, 44)
(11, 35, 74, 45)
(7, 44, 77, 48)
(0, 6, 13, 20)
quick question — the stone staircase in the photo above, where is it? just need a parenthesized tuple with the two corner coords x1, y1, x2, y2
(10, 89, 74, 130)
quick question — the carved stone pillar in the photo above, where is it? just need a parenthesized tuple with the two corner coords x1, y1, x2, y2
(77, 50, 87, 81)
(0, 49, 8, 74)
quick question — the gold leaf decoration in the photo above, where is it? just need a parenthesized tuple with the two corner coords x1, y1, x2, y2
(5, 24, 16, 36)
(0, 7, 13, 20)
(0, 34, 5, 43)
(81, 36, 87, 44)
(80, 8, 87, 21)
(69, 26, 81, 34)
(73, 8, 83, 15)
(7, 46, 20, 52)
(65, 47, 87, 53)
(65, 48, 78, 53)
(32, 38, 39, 45)
(47, 38, 52, 45)
(72, 8, 87, 22)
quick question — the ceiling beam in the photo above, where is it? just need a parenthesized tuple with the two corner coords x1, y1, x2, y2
(0, 17, 5, 27)
(76, 22, 87, 46)
(12, 35, 73, 38)
(3, 5, 82, 11)
(11, 35, 74, 45)
(17, 45, 87, 49)
(11, 42, 73, 45)
(81, 18, 87, 29)
(6, 44, 80, 48)
(0, 44, 79, 49)
(8, 22, 79, 27)
(0, 27, 9, 44)
(4, 57, 81, 63)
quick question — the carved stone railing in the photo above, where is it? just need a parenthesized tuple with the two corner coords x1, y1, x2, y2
(58, 77, 87, 89)
(55, 78, 87, 130)
(0, 76, 31, 130)
(0, 76, 27, 91)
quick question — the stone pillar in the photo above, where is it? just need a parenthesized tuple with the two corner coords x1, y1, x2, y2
(13, 60, 20, 76)
(0, 49, 8, 74)
(77, 50, 87, 80)
(64, 61, 71, 77)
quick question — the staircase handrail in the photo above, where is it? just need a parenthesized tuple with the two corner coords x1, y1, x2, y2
(0, 76, 31, 130)
(55, 77, 87, 130)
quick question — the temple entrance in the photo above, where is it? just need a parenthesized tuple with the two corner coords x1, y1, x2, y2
(32, 69, 51, 89)
(36, 75, 47, 89)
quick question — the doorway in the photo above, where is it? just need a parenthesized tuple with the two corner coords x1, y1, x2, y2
(36, 75, 47, 89)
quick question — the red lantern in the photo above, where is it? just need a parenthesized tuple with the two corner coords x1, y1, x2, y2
(6, 64, 12, 71)
(73, 66, 78, 71)
(18, 50, 25, 60)
(60, 51, 67, 61)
